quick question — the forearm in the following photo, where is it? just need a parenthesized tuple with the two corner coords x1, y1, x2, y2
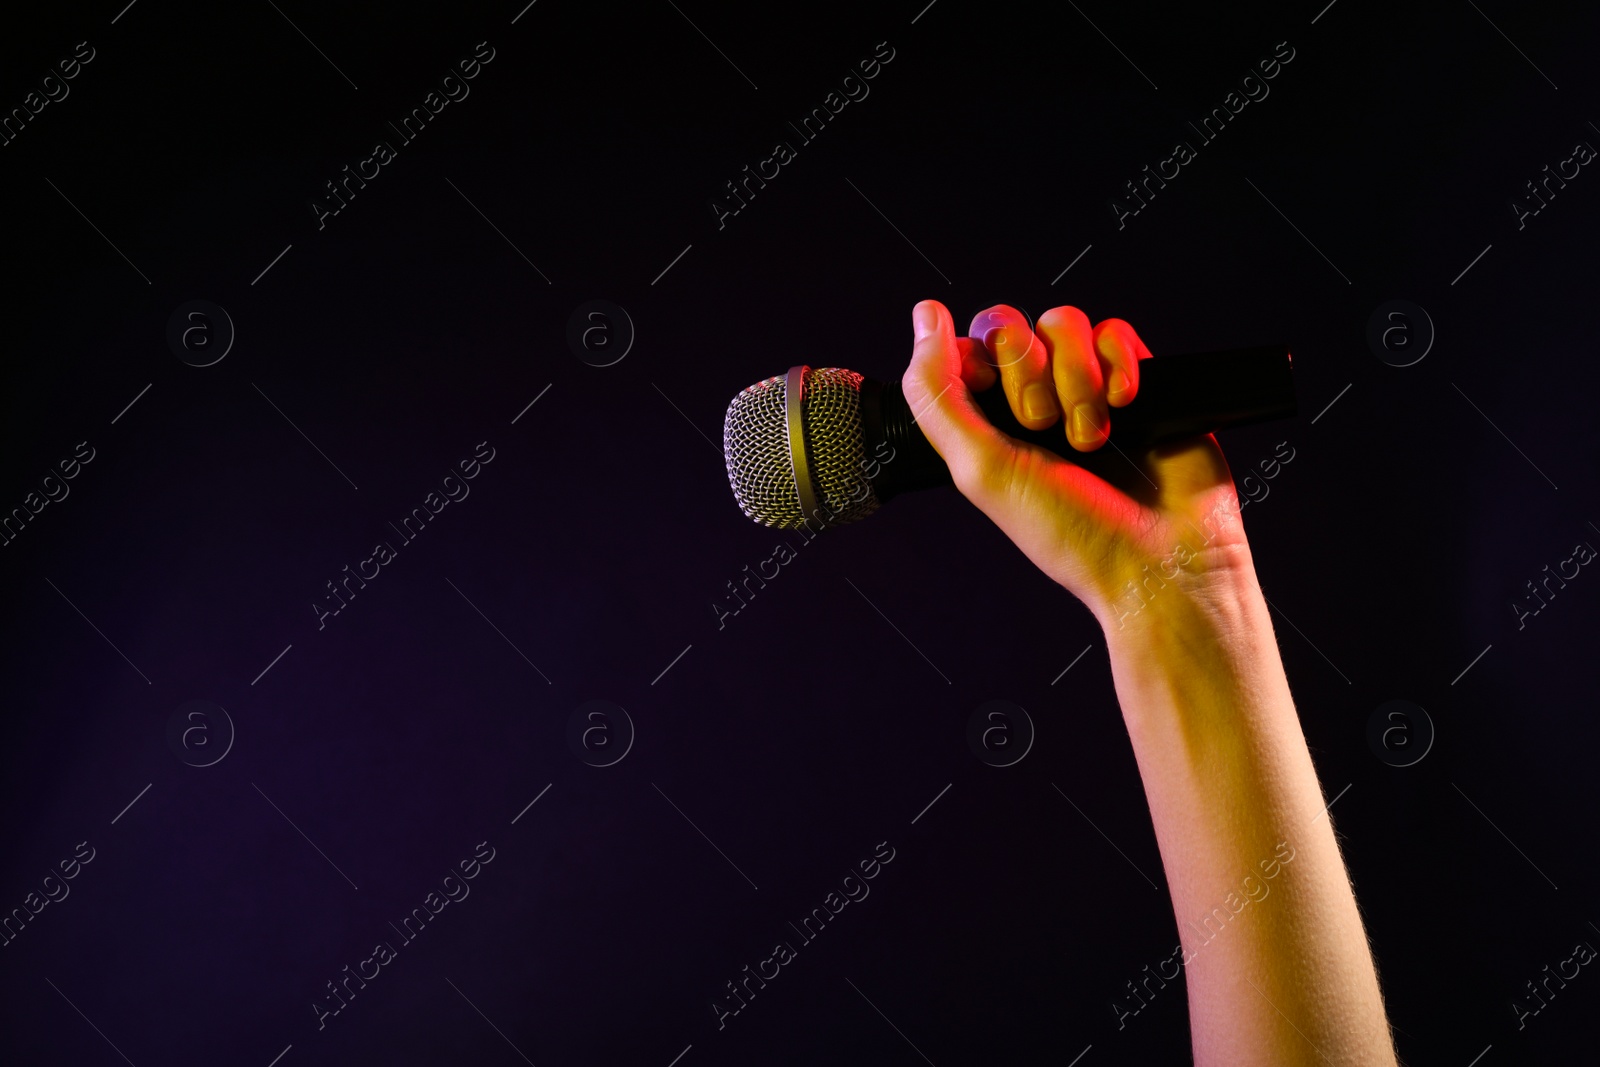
(1098, 541, 1396, 1065)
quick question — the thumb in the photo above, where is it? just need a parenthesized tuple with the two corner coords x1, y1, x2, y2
(902, 299, 1015, 497)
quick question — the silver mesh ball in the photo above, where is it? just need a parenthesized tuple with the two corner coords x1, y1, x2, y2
(723, 366, 880, 529)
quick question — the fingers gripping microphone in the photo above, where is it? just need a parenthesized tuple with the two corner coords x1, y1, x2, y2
(722, 345, 1296, 530)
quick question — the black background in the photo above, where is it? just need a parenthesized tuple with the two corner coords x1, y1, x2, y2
(2, 1, 1597, 1063)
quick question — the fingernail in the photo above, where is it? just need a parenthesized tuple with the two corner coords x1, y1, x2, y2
(913, 303, 939, 339)
(1022, 382, 1057, 422)
(1107, 367, 1131, 403)
(1070, 403, 1102, 446)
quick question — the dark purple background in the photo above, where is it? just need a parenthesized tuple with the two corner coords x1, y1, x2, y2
(2, 0, 1598, 1063)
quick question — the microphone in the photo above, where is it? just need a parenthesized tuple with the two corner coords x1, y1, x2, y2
(722, 344, 1295, 530)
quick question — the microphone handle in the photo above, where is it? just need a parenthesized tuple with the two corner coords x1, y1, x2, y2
(859, 343, 1295, 503)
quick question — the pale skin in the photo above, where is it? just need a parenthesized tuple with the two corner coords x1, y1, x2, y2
(902, 300, 1397, 1065)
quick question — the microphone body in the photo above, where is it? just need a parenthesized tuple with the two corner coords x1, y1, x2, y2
(722, 344, 1295, 530)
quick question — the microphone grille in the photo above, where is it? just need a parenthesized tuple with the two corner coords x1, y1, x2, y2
(723, 366, 880, 529)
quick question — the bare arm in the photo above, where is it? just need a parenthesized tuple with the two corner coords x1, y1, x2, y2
(1104, 542, 1394, 1064)
(902, 299, 1395, 1065)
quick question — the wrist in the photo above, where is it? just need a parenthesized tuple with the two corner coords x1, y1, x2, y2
(1091, 538, 1263, 650)
(1095, 546, 1302, 758)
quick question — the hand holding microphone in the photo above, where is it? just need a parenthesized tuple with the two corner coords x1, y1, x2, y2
(723, 299, 1295, 632)
(910, 303, 1400, 1061)
(902, 300, 1269, 628)
(722, 305, 1402, 1061)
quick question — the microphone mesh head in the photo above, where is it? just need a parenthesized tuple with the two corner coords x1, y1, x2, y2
(723, 366, 880, 529)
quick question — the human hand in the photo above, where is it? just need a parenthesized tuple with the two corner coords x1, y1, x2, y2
(901, 300, 1257, 633)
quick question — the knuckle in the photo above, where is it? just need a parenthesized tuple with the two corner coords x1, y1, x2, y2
(1056, 362, 1102, 405)
(902, 368, 946, 409)
(1038, 305, 1091, 334)
(950, 440, 1012, 500)
(911, 334, 953, 368)
(1092, 318, 1139, 356)
(971, 304, 1023, 332)
(1050, 334, 1095, 375)
(947, 450, 987, 497)
(991, 329, 1039, 372)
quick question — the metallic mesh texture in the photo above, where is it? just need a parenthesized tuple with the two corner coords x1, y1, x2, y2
(723, 367, 880, 529)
